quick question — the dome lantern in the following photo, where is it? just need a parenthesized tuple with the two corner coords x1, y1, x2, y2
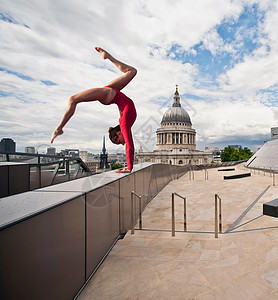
(173, 84, 181, 107)
(161, 85, 192, 125)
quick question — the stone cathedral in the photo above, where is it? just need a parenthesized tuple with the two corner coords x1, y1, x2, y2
(137, 86, 213, 165)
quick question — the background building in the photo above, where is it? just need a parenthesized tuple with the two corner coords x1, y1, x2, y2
(108, 152, 127, 166)
(271, 127, 278, 139)
(0, 138, 16, 152)
(25, 146, 35, 154)
(79, 151, 88, 162)
(138, 86, 213, 165)
(47, 147, 56, 155)
(60, 149, 79, 157)
(156, 85, 196, 151)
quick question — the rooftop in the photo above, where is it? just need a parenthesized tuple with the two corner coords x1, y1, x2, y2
(78, 164, 278, 299)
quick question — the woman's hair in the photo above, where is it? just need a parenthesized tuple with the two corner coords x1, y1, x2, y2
(108, 125, 121, 143)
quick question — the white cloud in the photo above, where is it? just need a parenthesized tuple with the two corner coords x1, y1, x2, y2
(0, 0, 278, 154)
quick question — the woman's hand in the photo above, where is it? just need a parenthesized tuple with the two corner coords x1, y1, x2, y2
(114, 167, 131, 173)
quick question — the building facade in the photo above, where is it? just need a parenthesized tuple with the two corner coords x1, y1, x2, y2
(0, 138, 16, 152)
(25, 146, 35, 154)
(47, 147, 56, 155)
(138, 86, 213, 165)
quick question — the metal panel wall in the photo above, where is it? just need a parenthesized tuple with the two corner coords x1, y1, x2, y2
(29, 166, 40, 190)
(9, 164, 29, 196)
(0, 165, 8, 198)
(153, 164, 165, 192)
(149, 165, 158, 199)
(134, 168, 145, 212)
(0, 196, 85, 300)
(142, 166, 152, 206)
(86, 181, 120, 279)
(119, 173, 135, 233)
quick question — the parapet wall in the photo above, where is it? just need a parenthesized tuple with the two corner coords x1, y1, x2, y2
(0, 163, 188, 300)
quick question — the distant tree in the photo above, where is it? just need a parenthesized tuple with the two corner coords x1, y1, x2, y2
(230, 150, 240, 161)
(110, 163, 124, 170)
(221, 146, 234, 162)
(221, 146, 253, 162)
(239, 147, 253, 160)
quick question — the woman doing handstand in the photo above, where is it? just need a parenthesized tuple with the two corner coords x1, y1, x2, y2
(50, 47, 137, 173)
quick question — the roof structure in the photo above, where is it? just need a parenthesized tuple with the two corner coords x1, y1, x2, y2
(246, 139, 278, 171)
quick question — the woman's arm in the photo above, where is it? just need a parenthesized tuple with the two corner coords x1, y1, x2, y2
(120, 124, 134, 172)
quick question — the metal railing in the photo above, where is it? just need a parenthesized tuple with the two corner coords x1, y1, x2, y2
(214, 194, 222, 238)
(189, 169, 194, 180)
(131, 191, 142, 234)
(171, 192, 187, 236)
(204, 169, 208, 180)
(0, 151, 92, 198)
(244, 165, 277, 186)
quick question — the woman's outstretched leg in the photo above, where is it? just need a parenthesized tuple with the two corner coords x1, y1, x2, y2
(95, 47, 137, 91)
(50, 87, 112, 143)
(50, 96, 76, 143)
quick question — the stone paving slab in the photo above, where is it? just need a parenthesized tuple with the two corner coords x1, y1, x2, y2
(78, 164, 278, 300)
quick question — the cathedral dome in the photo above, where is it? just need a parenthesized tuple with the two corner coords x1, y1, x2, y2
(162, 107, 191, 124)
(161, 85, 191, 124)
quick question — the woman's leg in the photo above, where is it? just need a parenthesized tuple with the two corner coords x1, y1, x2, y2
(95, 47, 137, 91)
(50, 87, 111, 143)
(51, 47, 136, 143)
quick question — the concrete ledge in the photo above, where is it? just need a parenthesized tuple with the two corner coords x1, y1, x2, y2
(224, 173, 251, 180)
(218, 168, 235, 172)
(263, 199, 278, 217)
(0, 162, 189, 300)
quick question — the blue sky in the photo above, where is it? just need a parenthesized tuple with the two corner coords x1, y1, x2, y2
(1, 0, 278, 153)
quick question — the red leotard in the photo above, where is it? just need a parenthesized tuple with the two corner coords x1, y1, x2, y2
(106, 86, 137, 171)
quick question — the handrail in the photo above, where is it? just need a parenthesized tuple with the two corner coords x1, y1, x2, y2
(245, 165, 277, 186)
(189, 169, 194, 180)
(131, 191, 142, 234)
(215, 194, 222, 238)
(171, 192, 187, 236)
(204, 169, 208, 180)
(0, 155, 92, 198)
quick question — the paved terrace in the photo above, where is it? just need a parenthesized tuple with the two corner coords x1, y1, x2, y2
(78, 164, 278, 300)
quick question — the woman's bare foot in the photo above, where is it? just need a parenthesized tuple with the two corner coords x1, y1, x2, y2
(95, 47, 110, 60)
(50, 128, 63, 143)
